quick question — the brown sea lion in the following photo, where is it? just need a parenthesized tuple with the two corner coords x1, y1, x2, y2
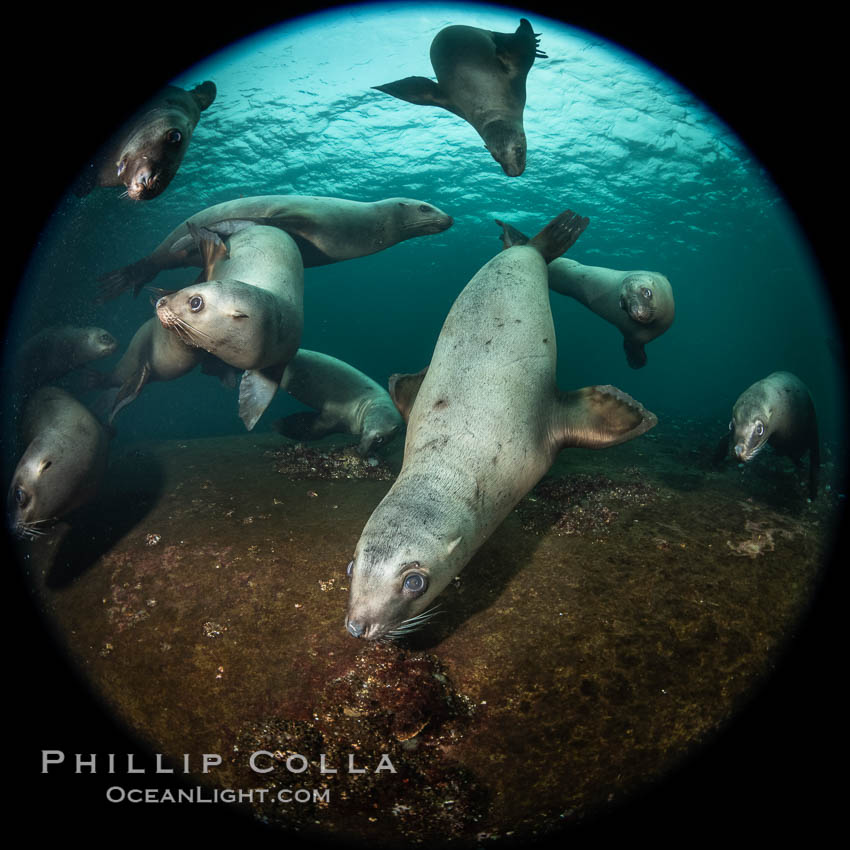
(74, 82, 216, 201)
(7, 387, 109, 539)
(374, 18, 546, 176)
(97, 195, 453, 299)
(714, 371, 820, 499)
(344, 209, 657, 640)
(274, 350, 404, 456)
(496, 219, 675, 368)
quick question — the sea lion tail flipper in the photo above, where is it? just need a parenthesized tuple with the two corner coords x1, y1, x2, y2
(187, 222, 229, 281)
(273, 411, 340, 441)
(529, 210, 589, 264)
(239, 364, 286, 431)
(492, 18, 546, 73)
(494, 219, 530, 249)
(106, 364, 152, 424)
(388, 367, 428, 423)
(97, 258, 158, 301)
(623, 339, 648, 369)
(552, 385, 657, 450)
(373, 77, 462, 116)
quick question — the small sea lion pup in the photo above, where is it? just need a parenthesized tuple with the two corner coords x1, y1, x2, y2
(155, 223, 304, 429)
(345, 209, 658, 640)
(97, 195, 453, 300)
(13, 325, 118, 394)
(7, 387, 109, 540)
(74, 82, 216, 201)
(496, 219, 675, 368)
(714, 371, 820, 499)
(273, 350, 404, 456)
(374, 18, 546, 176)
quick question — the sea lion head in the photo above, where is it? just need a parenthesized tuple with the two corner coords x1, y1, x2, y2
(345, 483, 465, 640)
(389, 199, 454, 236)
(357, 403, 403, 456)
(116, 82, 216, 200)
(619, 272, 671, 325)
(8, 448, 73, 539)
(730, 397, 773, 462)
(80, 327, 119, 360)
(155, 279, 277, 369)
(481, 119, 527, 176)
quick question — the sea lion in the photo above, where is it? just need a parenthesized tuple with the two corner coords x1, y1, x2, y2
(497, 219, 675, 368)
(155, 224, 304, 429)
(74, 82, 216, 201)
(714, 371, 820, 499)
(97, 195, 453, 299)
(374, 18, 546, 176)
(13, 325, 118, 394)
(344, 210, 658, 640)
(273, 350, 404, 456)
(7, 387, 109, 540)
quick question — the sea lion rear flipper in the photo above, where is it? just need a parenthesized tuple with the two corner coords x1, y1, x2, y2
(239, 364, 286, 431)
(108, 363, 152, 423)
(373, 77, 464, 117)
(494, 219, 530, 249)
(388, 368, 428, 423)
(623, 339, 648, 369)
(187, 222, 229, 281)
(97, 257, 158, 301)
(273, 411, 342, 441)
(551, 385, 657, 451)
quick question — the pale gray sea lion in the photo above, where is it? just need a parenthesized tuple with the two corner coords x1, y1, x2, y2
(14, 325, 118, 394)
(98, 195, 453, 299)
(273, 350, 404, 456)
(7, 387, 109, 539)
(497, 219, 675, 368)
(74, 82, 216, 201)
(714, 371, 819, 499)
(155, 224, 304, 429)
(374, 18, 546, 176)
(344, 210, 658, 640)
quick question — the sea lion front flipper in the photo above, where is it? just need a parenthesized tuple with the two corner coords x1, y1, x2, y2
(551, 385, 657, 451)
(623, 339, 648, 369)
(373, 77, 464, 118)
(97, 257, 159, 301)
(388, 368, 428, 423)
(273, 411, 342, 441)
(239, 363, 286, 431)
(108, 362, 152, 423)
(187, 222, 229, 281)
(494, 219, 531, 249)
(529, 210, 589, 264)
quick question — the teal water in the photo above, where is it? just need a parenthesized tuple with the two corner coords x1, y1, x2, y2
(4, 1, 844, 452)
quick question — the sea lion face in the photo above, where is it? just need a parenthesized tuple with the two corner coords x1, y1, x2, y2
(82, 327, 119, 359)
(391, 199, 454, 236)
(730, 405, 771, 462)
(155, 279, 272, 368)
(481, 119, 527, 176)
(8, 453, 66, 538)
(620, 273, 663, 324)
(357, 406, 403, 456)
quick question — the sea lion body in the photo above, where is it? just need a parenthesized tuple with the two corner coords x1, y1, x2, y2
(345, 211, 657, 640)
(155, 225, 304, 429)
(14, 325, 118, 393)
(496, 219, 674, 367)
(7, 387, 109, 539)
(76, 82, 216, 201)
(374, 18, 545, 176)
(274, 350, 404, 455)
(99, 195, 452, 298)
(718, 371, 819, 498)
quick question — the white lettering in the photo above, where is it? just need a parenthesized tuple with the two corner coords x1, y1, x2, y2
(202, 753, 222, 773)
(250, 750, 275, 774)
(75, 754, 97, 774)
(319, 754, 337, 774)
(126, 754, 144, 774)
(286, 754, 308, 774)
(348, 754, 366, 774)
(41, 750, 65, 773)
(106, 786, 125, 802)
(375, 753, 397, 773)
(155, 754, 173, 774)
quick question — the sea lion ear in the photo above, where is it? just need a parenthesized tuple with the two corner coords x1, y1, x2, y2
(551, 385, 657, 451)
(37, 458, 53, 475)
(191, 81, 217, 111)
(388, 368, 428, 423)
(446, 536, 462, 555)
(623, 339, 648, 369)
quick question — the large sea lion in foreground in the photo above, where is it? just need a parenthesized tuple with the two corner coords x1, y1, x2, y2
(714, 371, 819, 499)
(497, 219, 675, 367)
(7, 387, 109, 539)
(13, 325, 118, 394)
(155, 224, 304, 429)
(98, 195, 453, 299)
(374, 18, 545, 176)
(344, 210, 658, 640)
(74, 82, 216, 201)
(274, 350, 404, 456)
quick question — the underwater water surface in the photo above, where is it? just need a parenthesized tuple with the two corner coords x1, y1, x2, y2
(5, 2, 845, 846)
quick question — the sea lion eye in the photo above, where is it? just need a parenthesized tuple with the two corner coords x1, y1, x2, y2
(14, 487, 27, 506)
(346, 560, 354, 577)
(755, 421, 764, 436)
(166, 129, 183, 144)
(402, 570, 427, 595)
(642, 288, 652, 299)
(418, 204, 431, 213)
(189, 295, 204, 312)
